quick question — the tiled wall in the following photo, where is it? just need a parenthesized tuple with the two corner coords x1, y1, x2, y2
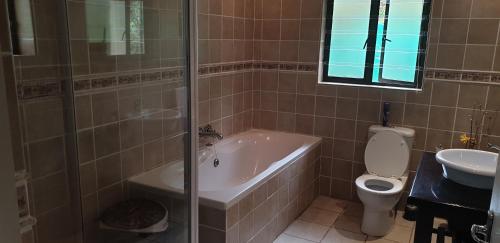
(1, 0, 83, 242)
(65, 0, 191, 242)
(246, 0, 500, 204)
(196, 0, 256, 135)
(197, 145, 320, 243)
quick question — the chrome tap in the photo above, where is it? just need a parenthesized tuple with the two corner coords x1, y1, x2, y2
(488, 143, 500, 152)
(199, 124, 223, 140)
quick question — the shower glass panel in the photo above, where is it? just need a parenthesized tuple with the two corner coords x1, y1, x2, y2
(69, 0, 194, 242)
(1, 0, 84, 242)
(0, 0, 195, 242)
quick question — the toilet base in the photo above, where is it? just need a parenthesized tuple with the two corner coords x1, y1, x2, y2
(361, 207, 395, 236)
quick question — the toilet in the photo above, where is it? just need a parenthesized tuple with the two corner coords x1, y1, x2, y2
(355, 125, 415, 236)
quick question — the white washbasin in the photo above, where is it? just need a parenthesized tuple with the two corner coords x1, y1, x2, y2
(436, 149, 498, 189)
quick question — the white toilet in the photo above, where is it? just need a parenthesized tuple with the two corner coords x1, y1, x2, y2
(355, 125, 415, 236)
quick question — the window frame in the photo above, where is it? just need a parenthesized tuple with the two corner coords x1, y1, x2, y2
(321, 0, 431, 90)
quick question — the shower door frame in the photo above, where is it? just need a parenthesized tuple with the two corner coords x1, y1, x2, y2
(0, 48, 22, 243)
(187, 0, 199, 241)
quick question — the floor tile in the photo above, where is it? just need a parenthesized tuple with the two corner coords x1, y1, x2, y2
(395, 211, 415, 228)
(431, 233, 452, 243)
(279, 196, 414, 243)
(321, 228, 366, 243)
(366, 236, 398, 243)
(274, 234, 316, 243)
(343, 202, 364, 218)
(284, 220, 330, 242)
(299, 207, 340, 227)
(311, 196, 348, 213)
(433, 217, 448, 228)
(334, 214, 363, 234)
(383, 225, 412, 243)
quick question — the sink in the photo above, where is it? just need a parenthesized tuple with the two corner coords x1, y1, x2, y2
(436, 149, 498, 189)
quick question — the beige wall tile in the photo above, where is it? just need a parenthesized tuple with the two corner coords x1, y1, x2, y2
(96, 154, 121, 189)
(439, 19, 468, 44)
(471, 0, 500, 18)
(431, 82, 459, 107)
(429, 106, 456, 130)
(119, 118, 143, 149)
(92, 92, 119, 126)
(314, 117, 334, 137)
(295, 114, 314, 134)
(29, 137, 65, 178)
(463, 45, 495, 71)
(33, 172, 69, 214)
(94, 123, 120, 158)
(121, 147, 143, 178)
(80, 163, 97, 196)
(468, 19, 500, 44)
(442, 0, 472, 18)
(436, 45, 465, 69)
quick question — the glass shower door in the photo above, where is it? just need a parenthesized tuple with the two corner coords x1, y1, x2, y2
(67, 0, 195, 242)
(0, 0, 197, 242)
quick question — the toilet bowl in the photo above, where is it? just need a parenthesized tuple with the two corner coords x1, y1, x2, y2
(356, 174, 407, 236)
(355, 126, 414, 236)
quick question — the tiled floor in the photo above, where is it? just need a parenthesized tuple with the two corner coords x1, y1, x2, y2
(275, 196, 415, 243)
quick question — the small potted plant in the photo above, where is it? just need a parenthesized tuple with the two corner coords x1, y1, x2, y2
(459, 104, 497, 150)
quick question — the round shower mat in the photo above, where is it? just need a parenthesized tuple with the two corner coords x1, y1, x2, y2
(100, 199, 168, 233)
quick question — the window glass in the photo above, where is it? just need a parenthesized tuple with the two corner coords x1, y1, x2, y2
(381, 0, 424, 82)
(328, 0, 372, 79)
(323, 0, 429, 89)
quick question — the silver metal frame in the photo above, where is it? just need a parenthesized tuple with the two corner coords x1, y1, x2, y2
(188, 0, 198, 241)
(0, 1, 22, 238)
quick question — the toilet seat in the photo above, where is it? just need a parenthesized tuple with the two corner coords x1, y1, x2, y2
(355, 174, 404, 195)
(365, 130, 409, 178)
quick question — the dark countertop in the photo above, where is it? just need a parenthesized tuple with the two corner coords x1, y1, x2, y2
(408, 152, 492, 215)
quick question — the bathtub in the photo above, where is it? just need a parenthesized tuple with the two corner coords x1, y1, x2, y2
(129, 129, 321, 209)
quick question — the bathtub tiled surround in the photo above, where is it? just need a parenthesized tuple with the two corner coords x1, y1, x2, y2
(197, 143, 321, 243)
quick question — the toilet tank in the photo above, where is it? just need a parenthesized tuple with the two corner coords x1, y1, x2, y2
(368, 125, 415, 149)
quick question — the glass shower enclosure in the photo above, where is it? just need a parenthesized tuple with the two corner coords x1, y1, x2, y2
(0, 0, 197, 242)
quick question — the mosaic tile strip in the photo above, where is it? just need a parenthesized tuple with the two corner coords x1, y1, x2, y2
(18, 79, 63, 100)
(461, 72, 491, 82)
(72, 67, 185, 93)
(491, 74, 500, 83)
(426, 69, 500, 83)
(91, 76, 116, 89)
(74, 79, 91, 91)
(141, 72, 162, 82)
(197, 61, 318, 77)
(118, 74, 141, 85)
(19, 66, 500, 100)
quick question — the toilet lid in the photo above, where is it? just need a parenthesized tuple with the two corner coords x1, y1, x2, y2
(365, 130, 409, 178)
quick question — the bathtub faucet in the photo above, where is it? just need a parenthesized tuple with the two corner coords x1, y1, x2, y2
(199, 125, 223, 140)
(488, 143, 500, 152)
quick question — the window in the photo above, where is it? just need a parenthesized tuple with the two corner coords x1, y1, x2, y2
(321, 0, 431, 89)
(86, 0, 145, 56)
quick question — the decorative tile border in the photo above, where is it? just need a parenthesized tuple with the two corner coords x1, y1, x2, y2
(73, 67, 185, 94)
(18, 67, 186, 99)
(17, 79, 64, 100)
(20, 66, 500, 100)
(197, 61, 318, 77)
(425, 69, 500, 83)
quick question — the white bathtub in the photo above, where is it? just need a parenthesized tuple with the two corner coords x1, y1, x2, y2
(129, 129, 321, 209)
